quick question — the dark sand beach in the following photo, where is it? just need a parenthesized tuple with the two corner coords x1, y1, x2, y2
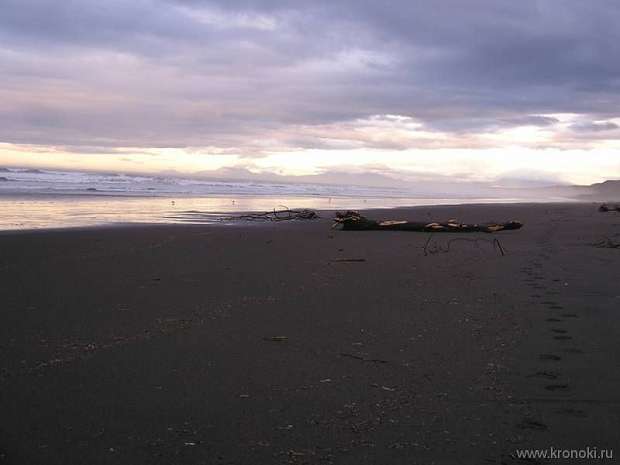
(0, 203, 619, 464)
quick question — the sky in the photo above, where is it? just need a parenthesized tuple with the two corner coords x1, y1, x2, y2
(1, 0, 620, 186)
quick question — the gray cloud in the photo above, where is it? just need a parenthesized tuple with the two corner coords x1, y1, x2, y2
(569, 121, 619, 133)
(1, 0, 620, 150)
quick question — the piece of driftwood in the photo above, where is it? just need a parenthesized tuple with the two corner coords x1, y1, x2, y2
(599, 203, 620, 212)
(424, 236, 507, 256)
(592, 236, 620, 249)
(223, 207, 319, 222)
(166, 207, 318, 223)
(333, 211, 522, 233)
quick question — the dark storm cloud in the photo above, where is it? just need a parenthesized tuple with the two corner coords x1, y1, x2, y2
(1, 0, 619, 149)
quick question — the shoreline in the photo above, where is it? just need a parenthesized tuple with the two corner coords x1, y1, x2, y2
(0, 200, 593, 234)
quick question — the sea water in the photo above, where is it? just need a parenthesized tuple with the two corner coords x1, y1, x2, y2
(0, 168, 532, 230)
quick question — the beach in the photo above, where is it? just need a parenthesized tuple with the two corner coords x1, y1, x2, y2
(0, 202, 619, 464)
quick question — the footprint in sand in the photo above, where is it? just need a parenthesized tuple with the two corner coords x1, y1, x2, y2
(540, 354, 562, 361)
(564, 348, 583, 354)
(555, 408, 588, 418)
(545, 384, 570, 392)
(527, 371, 559, 380)
(517, 419, 548, 431)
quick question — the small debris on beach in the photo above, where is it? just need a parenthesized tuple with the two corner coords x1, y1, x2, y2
(264, 336, 288, 342)
(598, 203, 620, 212)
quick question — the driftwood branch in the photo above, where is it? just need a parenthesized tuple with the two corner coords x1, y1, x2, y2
(167, 206, 319, 223)
(223, 206, 319, 222)
(424, 235, 507, 256)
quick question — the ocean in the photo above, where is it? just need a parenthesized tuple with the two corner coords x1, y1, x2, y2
(0, 168, 531, 230)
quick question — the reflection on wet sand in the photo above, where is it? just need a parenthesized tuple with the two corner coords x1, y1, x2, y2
(0, 194, 525, 231)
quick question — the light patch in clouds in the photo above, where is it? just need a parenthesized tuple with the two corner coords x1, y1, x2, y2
(478, 125, 556, 147)
(252, 146, 619, 185)
(177, 4, 279, 31)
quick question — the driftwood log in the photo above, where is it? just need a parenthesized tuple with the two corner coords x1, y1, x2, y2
(223, 207, 319, 222)
(599, 204, 620, 213)
(333, 211, 523, 233)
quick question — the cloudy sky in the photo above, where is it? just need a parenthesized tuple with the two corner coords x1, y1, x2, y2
(1, 0, 619, 185)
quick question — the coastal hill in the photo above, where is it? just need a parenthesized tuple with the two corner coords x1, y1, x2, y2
(541, 179, 620, 201)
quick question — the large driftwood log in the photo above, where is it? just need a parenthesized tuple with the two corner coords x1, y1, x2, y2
(333, 211, 523, 233)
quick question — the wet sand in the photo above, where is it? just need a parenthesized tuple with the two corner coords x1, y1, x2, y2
(0, 203, 619, 464)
